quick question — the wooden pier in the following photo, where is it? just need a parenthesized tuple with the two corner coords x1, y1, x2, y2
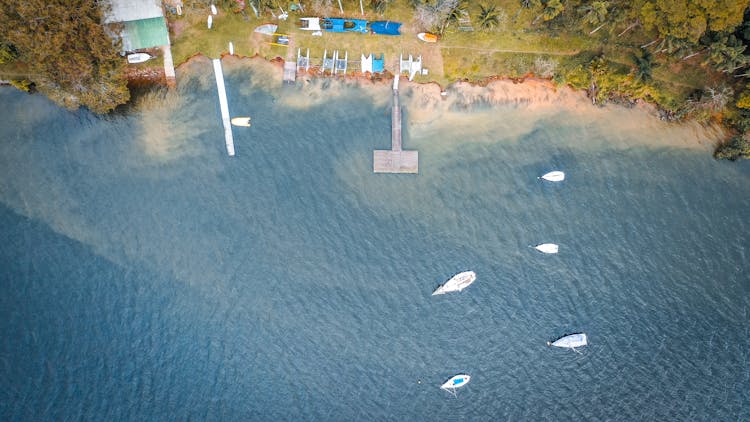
(373, 76, 418, 173)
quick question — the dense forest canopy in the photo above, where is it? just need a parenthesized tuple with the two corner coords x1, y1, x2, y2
(0, 0, 129, 113)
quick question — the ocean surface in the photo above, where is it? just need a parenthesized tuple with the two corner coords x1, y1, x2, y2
(1, 58, 749, 420)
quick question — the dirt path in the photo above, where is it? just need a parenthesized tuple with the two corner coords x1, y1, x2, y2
(439, 46, 579, 56)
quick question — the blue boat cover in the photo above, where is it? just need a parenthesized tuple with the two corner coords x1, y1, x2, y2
(322, 18, 368, 33)
(372, 53, 384, 72)
(453, 378, 463, 385)
(368, 21, 401, 35)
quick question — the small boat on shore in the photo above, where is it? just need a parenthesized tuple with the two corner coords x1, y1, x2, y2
(432, 271, 476, 295)
(534, 243, 559, 254)
(441, 374, 470, 397)
(231, 117, 251, 127)
(548, 333, 588, 352)
(417, 32, 438, 43)
(540, 171, 565, 182)
(126, 53, 152, 64)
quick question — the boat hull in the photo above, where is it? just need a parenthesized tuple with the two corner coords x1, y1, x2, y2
(549, 333, 588, 348)
(441, 374, 470, 390)
(541, 171, 565, 182)
(126, 53, 152, 64)
(535, 243, 559, 254)
(432, 271, 476, 295)
(417, 32, 438, 43)
(231, 117, 251, 127)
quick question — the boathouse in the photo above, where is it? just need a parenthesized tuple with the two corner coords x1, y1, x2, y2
(103, 0, 176, 85)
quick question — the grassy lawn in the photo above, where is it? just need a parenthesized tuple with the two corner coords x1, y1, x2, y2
(165, 0, 729, 109)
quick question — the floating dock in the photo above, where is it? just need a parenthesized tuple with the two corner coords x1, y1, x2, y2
(373, 75, 418, 173)
(212, 58, 235, 156)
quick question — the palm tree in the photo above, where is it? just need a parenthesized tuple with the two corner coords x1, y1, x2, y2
(578, 1, 608, 26)
(444, 0, 467, 30)
(477, 4, 500, 30)
(703, 36, 750, 74)
(631, 49, 656, 83)
(540, 0, 564, 22)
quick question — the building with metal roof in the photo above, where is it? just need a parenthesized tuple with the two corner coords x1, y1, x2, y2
(104, 0, 169, 52)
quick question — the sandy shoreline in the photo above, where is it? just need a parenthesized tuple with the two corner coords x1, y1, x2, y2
(126, 53, 727, 152)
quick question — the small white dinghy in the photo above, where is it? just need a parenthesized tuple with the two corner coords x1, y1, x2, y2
(126, 53, 152, 64)
(231, 117, 251, 127)
(432, 271, 476, 296)
(207, 15, 213, 29)
(534, 243, 559, 254)
(548, 333, 588, 353)
(441, 374, 470, 397)
(210, 4, 217, 15)
(540, 171, 565, 182)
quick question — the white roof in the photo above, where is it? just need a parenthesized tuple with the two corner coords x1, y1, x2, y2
(104, 0, 163, 23)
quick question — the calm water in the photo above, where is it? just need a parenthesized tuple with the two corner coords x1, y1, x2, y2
(1, 58, 749, 420)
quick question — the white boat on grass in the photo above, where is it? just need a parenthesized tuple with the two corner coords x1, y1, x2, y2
(548, 333, 588, 353)
(534, 243, 559, 254)
(441, 374, 470, 397)
(432, 271, 476, 295)
(231, 117, 251, 127)
(540, 171, 565, 182)
(126, 53, 152, 64)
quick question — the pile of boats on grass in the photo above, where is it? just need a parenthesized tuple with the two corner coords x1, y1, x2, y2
(436, 169, 588, 397)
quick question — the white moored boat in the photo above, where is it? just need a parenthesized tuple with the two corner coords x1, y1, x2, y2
(441, 374, 470, 397)
(548, 333, 588, 352)
(231, 117, 251, 127)
(540, 171, 565, 182)
(126, 53, 152, 64)
(534, 243, 559, 254)
(432, 271, 476, 295)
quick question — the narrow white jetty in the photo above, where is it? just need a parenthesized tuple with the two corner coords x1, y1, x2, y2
(212, 58, 235, 156)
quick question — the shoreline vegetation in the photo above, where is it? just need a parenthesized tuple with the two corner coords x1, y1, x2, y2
(2, 1, 750, 159)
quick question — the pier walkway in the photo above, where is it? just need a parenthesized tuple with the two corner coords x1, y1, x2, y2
(212, 58, 235, 156)
(373, 75, 418, 173)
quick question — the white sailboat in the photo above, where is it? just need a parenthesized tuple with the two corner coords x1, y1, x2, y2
(534, 243, 559, 254)
(540, 171, 565, 182)
(548, 333, 588, 353)
(432, 271, 476, 295)
(440, 374, 470, 397)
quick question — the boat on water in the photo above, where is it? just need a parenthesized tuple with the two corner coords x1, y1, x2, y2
(548, 333, 588, 352)
(441, 374, 470, 397)
(432, 271, 476, 295)
(417, 32, 438, 43)
(540, 171, 565, 182)
(534, 243, 559, 254)
(231, 117, 251, 127)
(207, 15, 213, 29)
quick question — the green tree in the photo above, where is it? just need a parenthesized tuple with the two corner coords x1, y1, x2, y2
(0, 0, 129, 113)
(631, 49, 656, 83)
(540, 0, 564, 22)
(702, 35, 750, 74)
(639, 0, 750, 43)
(477, 4, 500, 30)
(714, 136, 750, 160)
(578, 1, 609, 26)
